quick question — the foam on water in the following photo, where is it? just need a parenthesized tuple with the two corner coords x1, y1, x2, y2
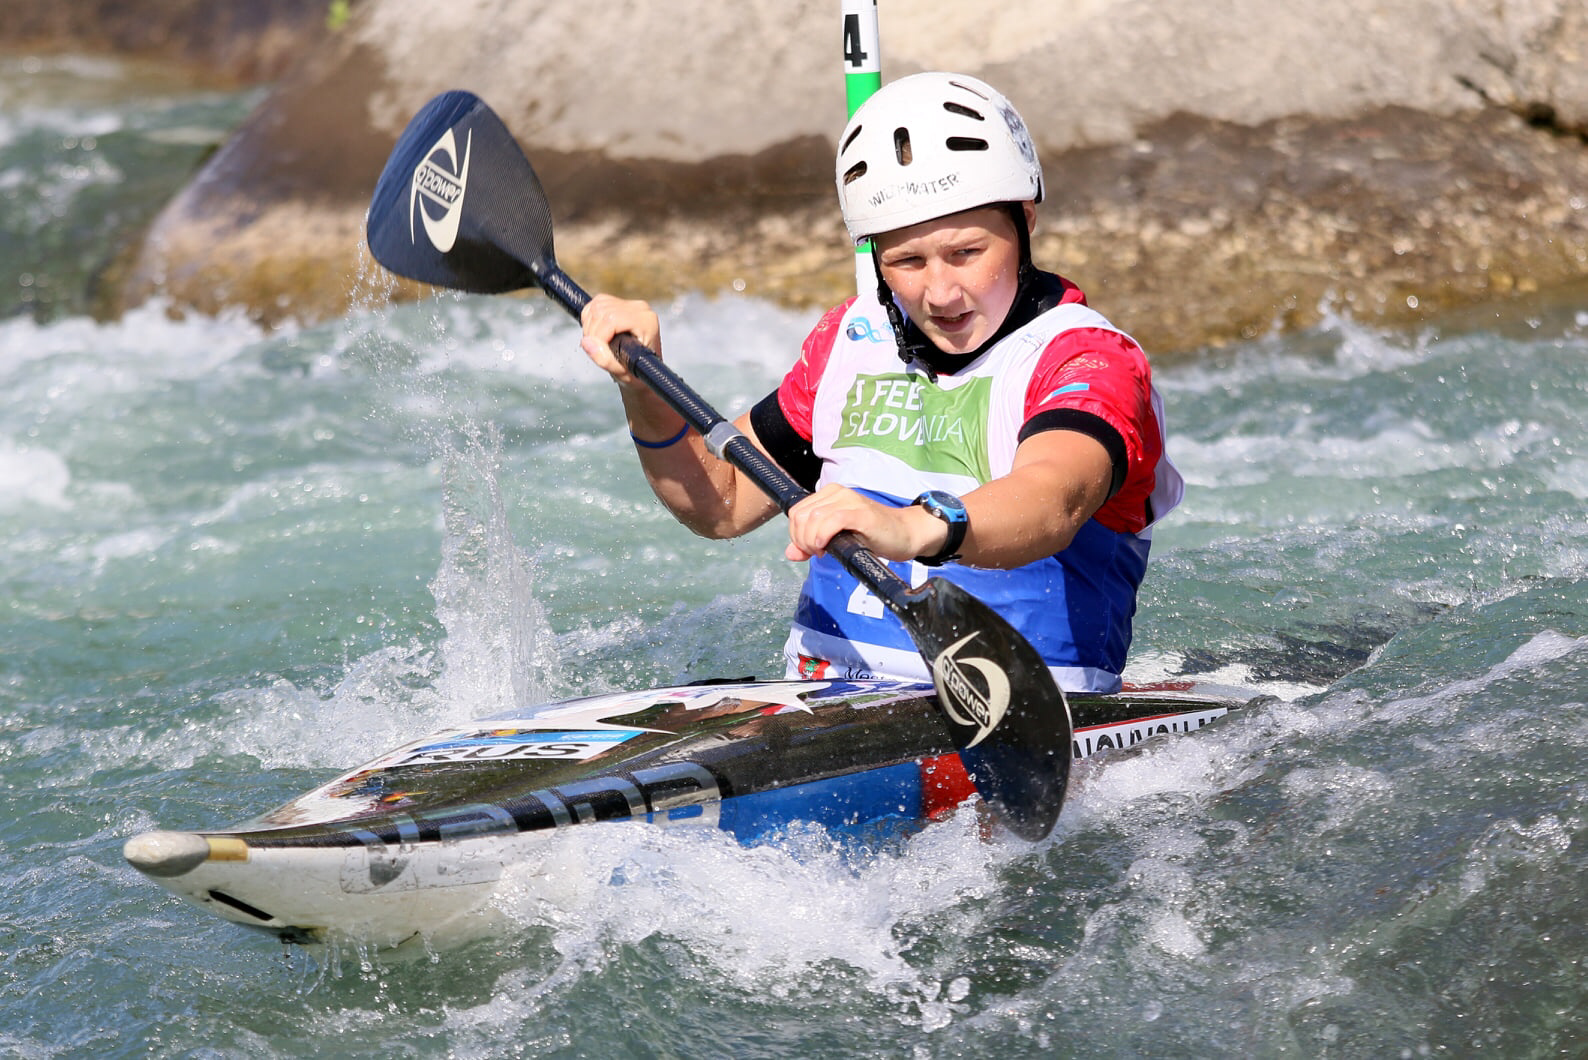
(347, 287, 809, 392)
(502, 815, 986, 974)
(0, 297, 273, 383)
(0, 439, 70, 509)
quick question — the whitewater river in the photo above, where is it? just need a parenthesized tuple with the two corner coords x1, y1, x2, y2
(3, 56, 1586, 1058)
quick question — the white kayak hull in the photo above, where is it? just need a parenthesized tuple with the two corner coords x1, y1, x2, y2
(126, 679, 1244, 948)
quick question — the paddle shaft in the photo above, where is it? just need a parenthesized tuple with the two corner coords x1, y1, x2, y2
(536, 263, 914, 613)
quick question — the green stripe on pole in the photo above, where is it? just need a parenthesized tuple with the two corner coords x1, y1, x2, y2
(841, 1, 882, 293)
(846, 69, 882, 118)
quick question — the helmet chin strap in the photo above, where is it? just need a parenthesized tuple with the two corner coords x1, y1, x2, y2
(873, 202, 1039, 381)
(874, 260, 937, 379)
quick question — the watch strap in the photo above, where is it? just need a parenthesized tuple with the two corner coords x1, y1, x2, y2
(913, 491, 968, 566)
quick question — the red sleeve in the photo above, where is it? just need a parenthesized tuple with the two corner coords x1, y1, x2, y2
(775, 298, 853, 441)
(1023, 328, 1162, 535)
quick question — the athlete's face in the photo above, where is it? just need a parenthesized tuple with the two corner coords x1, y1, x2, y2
(874, 203, 1033, 355)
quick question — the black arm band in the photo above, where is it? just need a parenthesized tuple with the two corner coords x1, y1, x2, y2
(1018, 408, 1129, 500)
(749, 391, 822, 493)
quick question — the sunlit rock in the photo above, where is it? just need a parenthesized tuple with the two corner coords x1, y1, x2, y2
(17, 0, 1588, 350)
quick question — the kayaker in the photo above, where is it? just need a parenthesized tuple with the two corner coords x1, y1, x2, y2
(579, 71, 1183, 694)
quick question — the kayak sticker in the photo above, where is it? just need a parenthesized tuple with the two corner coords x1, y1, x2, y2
(596, 681, 826, 720)
(1072, 708, 1229, 758)
(370, 729, 639, 770)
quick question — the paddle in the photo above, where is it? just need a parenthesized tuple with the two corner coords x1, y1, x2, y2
(366, 91, 1072, 840)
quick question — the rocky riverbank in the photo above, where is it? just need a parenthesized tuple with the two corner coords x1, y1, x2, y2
(8, 0, 1588, 352)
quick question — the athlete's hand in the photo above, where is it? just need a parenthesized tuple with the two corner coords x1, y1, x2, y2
(579, 294, 661, 388)
(785, 483, 947, 564)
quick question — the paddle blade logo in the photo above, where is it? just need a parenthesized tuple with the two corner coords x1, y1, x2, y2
(408, 127, 472, 253)
(932, 632, 1010, 747)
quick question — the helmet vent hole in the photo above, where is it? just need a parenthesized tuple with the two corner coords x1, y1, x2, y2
(943, 101, 985, 121)
(842, 161, 867, 186)
(947, 79, 992, 102)
(841, 124, 865, 152)
(946, 136, 989, 152)
(893, 127, 913, 166)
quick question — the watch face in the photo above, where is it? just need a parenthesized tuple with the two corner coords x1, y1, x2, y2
(919, 490, 968, 522)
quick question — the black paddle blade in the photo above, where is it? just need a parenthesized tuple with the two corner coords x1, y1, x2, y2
(367, 90, 552, 293)
(902, 577, 1072, 841)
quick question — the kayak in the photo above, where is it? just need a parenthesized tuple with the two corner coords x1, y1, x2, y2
(124, 677, 1245, 950)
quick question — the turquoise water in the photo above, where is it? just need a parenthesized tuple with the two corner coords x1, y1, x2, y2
(3, 58, 1587, 1058)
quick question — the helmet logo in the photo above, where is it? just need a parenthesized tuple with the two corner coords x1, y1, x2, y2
(866, 171, 961, 210)
(999, 104, 1038, 167)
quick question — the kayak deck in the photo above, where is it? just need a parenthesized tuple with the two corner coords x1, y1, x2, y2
(125, 679, 1248, 947)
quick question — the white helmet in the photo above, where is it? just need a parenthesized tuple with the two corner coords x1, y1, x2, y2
(836, 72, 1043, 245)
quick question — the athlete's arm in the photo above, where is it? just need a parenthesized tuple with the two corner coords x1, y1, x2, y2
(786, 323, 1142, 568)
(783, 430, 1113, 569)
(959, 429, 1114, 565)
(580, 294, 782, 539)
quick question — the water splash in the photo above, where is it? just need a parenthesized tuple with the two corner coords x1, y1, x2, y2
(462, 810, 1018, 1037)
(430, 425, 557, 717)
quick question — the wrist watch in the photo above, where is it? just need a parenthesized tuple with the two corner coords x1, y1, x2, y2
(912, 490, 969, 566)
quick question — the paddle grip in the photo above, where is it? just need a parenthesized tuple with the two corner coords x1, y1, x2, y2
(618, 335, 914, 609)
(616, 334, 809, 514)
(826, 531, 914, 611)
(534, 264, 806, 514)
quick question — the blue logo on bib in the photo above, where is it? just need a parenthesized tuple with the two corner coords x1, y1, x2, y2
(845, 317, 888, 343)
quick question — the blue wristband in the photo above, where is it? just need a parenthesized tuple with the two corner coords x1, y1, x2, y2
(630, 422, 691, 449)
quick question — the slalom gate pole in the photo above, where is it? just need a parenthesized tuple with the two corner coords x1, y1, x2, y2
(840, 0, 882, 295)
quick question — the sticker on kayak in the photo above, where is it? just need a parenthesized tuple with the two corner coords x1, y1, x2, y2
(365, 728, 640, 770)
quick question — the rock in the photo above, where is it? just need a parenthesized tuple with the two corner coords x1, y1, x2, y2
(80, 0, 1588, 349)
(0, 0, 335, 84)
(1035, 105, 1588, 347)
